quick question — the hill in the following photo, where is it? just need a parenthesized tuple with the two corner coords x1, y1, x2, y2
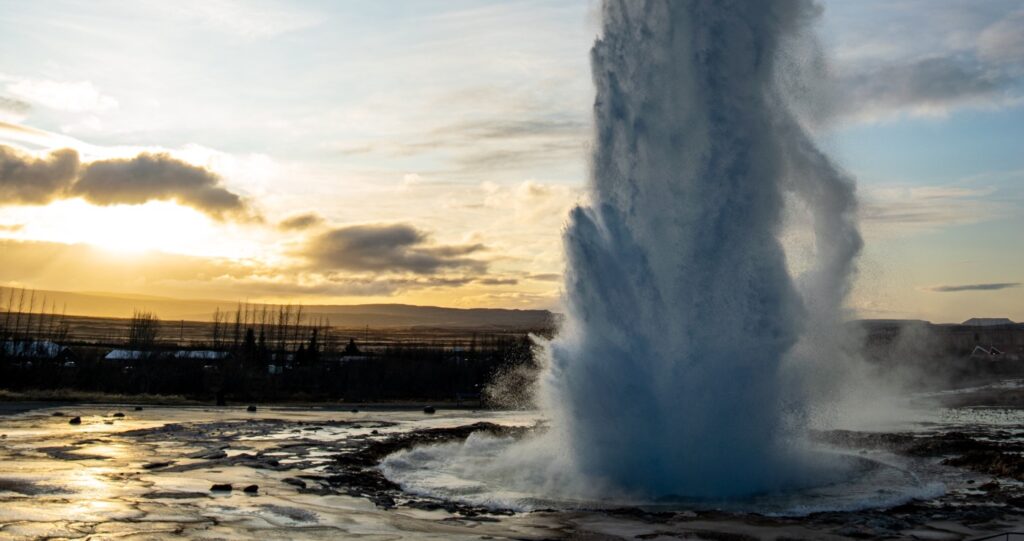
(0, 287, 555, 330)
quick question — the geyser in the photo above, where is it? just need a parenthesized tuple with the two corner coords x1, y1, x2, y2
(539, 0, 862, 499)
(385, 0, 867, 505)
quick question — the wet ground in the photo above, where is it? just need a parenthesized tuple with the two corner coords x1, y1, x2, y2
(1, 385, 1024, 540)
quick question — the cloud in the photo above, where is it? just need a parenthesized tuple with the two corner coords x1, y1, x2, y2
(0, 145, 79, 204)
(927, 282, 1020, 293)
(837, 56, 1014, 122)
(5, 78, 117, 113)
(859, 185, 1006, 235)
(326, 113, 589, 178)
(0, 238, 489, 302)
(826, 5, 1024, 123)
(476, 277, 518, 286)
(977, 10, 1024, 66)
(303, 223, 486, 275)
(0, 145, 254, 220)
(278, 212, 325, 231)
(74, 152, 253, 220)
(149, 0, 321, 39)
(0, 96, 30, 123)
(431, 118, 586, 141)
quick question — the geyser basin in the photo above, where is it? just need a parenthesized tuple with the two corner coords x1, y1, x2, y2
(379, 433, 945, 515)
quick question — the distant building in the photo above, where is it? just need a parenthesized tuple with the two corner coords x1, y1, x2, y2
(2, 340, 76, 362)
(173, 350, 228, 361)
(963, 318, 1016, 326)
(104, 349, 151, 361)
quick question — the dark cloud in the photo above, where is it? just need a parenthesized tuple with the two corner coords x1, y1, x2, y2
(303, 223, 486, 275)
(476, 277, 518, 286)
(278, 212, 324, 231)
(526, 273, 561, 282)
(0, 145, 254, 220)
(0, 145, 79, 204)
(74, 152, 251, 219)
(928, 282, 1020, 293)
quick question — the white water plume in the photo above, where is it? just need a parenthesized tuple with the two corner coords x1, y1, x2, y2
(388, 0, 873, 504)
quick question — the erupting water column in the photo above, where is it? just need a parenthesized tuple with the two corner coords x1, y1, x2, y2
(539, 0, 862, 499)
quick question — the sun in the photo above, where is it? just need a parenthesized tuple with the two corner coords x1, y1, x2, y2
(0, 199, 257, 259)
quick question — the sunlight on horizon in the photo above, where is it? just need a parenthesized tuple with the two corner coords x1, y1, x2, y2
(0, 199, 265, 259)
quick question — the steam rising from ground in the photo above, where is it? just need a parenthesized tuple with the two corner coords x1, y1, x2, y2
(397, 0, 874, 504)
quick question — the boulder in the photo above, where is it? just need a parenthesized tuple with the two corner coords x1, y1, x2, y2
(243, 484, 259, 494)
(68, 416, 82, 425)
(246, 405, 257, 412)
(134, 406, 144, 411)
(112, 412, 125, 418)
(210, 483, 232, 492)
(423, 406, 436, 414)
(282, 477, 307, 489)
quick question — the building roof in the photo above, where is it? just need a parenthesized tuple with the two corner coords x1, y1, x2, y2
(104, 349, 149, 361)
(173, 350, 228, 360)
(963, 318, 1015, 326)
(2, 340, 66, 359)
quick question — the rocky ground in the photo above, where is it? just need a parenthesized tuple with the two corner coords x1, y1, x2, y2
(2, 399, 1024, 539)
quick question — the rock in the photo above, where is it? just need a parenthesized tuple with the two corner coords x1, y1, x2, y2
(142, 461, 174, 470)
(282, 477, 307, 489)
(351, 408, 359, 413)
(210, 483, 232, 492)
(0, 434, 6, 439)
(243, 484, 259, 494)
(112, 412, 125, 418)
(423, 406, 436, 414)
(371, 429, 379, 435)
(142, 491, 207, 499)
(68, 416, 81, 425)
(51, 412, 64, 417)
(134, 406, 144, 411)
(980, 481, 1000, 492)
(246, 405, 257, 412)
(188, 449, 227, 460)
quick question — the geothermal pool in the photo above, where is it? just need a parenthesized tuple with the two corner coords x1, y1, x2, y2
(2, 395, 1024, 540)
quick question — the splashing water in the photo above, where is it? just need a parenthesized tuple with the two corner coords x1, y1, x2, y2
(535, 0, 862, 499)
(386, 0, 874, 506)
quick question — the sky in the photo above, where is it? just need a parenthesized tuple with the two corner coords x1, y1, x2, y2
(0, 0, 1022, 323)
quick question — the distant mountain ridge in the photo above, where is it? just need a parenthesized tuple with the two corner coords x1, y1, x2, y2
(0, 288, 555, 329)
